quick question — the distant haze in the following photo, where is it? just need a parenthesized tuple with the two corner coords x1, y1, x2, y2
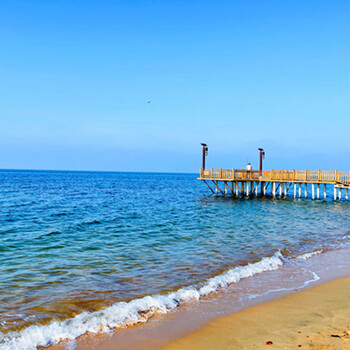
(1, 0, 349, 172)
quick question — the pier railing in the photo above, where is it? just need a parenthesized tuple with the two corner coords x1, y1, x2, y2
(199, 169, 350, 185)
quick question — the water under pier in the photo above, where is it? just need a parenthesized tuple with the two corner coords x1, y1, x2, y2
(199, 169, 350, 201)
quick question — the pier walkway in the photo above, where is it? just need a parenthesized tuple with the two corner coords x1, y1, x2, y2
(199, 169, 350, 201)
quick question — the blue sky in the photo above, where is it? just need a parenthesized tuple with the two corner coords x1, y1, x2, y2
(0, 0, 349, 172)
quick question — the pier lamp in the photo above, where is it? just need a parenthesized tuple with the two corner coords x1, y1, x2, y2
(201, 143, 208, 170)
(258, 148, 265, 173)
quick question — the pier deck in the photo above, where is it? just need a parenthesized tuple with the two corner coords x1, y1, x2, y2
(198, 169, 350, 200)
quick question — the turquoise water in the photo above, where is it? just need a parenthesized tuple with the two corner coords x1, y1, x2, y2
(1, 170, 350, 348)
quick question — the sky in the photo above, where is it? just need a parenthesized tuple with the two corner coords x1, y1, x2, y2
(0, 0, 349, 172)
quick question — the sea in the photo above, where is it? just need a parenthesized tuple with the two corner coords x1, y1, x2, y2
(1, 170, 350, 349)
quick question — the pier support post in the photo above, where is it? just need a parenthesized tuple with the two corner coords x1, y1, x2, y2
(346, 188, 349, 201)
(272, 182, 276, 197)
(339, 188, 342, 201)
(304, 183, 307, 198)
(263, 183, 266, 196)
(298, 183, 301, 198)
(312, 184, 315, 199)
(279, 183, 282, 197)
(224, 182, 227, 196)
(294, 184, 296, 198)
(334, 186, 337, 201)
(317, 184, 320, 199)
(235, 182, 239, 196)
(255, 182, 258, 196)
(324, 184, 327, 200)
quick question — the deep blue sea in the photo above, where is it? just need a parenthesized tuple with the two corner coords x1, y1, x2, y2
(1, 170, 350, 349)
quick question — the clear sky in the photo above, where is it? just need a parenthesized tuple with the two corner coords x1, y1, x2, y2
(0, 0, 349, 172)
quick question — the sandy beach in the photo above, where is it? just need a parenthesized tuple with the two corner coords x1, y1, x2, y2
(164, 276, 350, 350)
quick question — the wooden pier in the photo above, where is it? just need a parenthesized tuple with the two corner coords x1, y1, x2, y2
(199, 169, 350, 201)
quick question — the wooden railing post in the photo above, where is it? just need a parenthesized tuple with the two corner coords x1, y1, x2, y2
(335, 170, 338, 182)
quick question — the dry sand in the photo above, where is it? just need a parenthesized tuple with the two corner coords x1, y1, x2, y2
(163, 276, 350, 350)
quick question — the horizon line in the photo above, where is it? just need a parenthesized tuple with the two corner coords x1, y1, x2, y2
(0, 168, 198, 175)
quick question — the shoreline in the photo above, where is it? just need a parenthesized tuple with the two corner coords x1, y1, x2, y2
(164, 275, 350, 350)
(49, 246, 350, 349)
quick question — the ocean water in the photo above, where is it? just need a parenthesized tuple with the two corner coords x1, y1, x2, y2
(1, 170, 350, 349)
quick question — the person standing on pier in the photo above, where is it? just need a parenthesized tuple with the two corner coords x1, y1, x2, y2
(246, 163, 252, 171)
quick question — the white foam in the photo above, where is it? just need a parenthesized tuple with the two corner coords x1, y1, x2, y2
(296, 250, 323, 260)
(0, 252, 283, 350)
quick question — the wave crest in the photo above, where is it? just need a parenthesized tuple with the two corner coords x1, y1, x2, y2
(296, 250, 323, 260)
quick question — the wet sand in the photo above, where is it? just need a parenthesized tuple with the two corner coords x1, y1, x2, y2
(164, 276, 350, 350)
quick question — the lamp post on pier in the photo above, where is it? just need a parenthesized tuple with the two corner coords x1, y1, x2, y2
(201, 143, 208, 171)
(258, 148, 265, 174)
(258, 148, 265, 195)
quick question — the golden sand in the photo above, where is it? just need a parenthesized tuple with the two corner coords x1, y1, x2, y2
(163, 276, 350, 350)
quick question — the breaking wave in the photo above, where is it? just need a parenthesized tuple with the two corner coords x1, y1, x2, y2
(0, 252, 283, 350)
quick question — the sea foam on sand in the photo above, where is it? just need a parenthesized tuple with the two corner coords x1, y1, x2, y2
(0, 252, 284, 350)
